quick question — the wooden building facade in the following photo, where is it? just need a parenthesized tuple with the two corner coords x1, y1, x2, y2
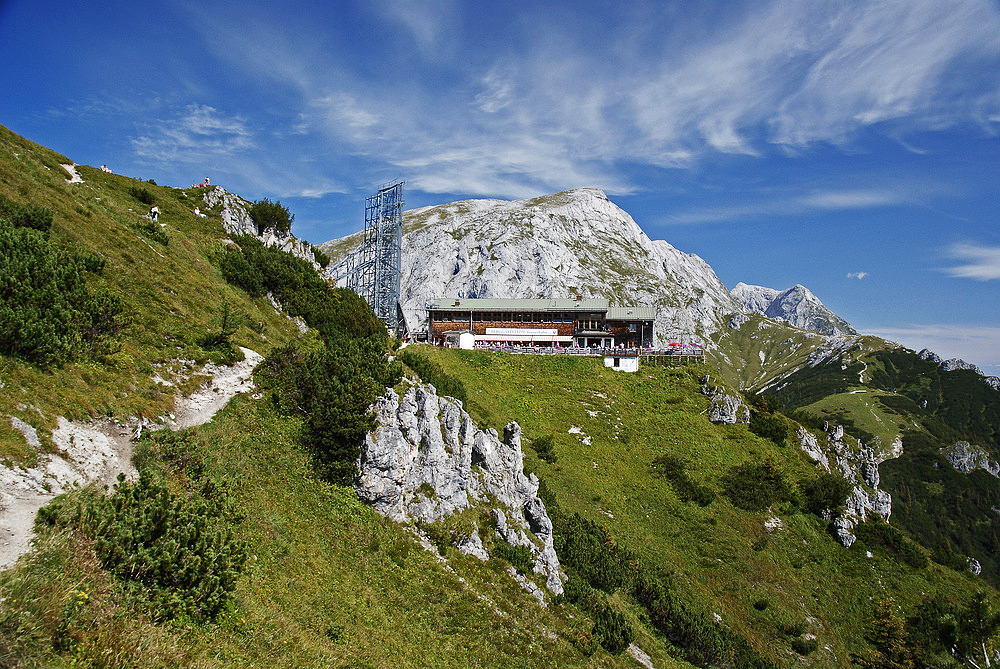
(426, 298, 655, 349)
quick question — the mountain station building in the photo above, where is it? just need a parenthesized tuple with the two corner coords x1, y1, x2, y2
(426, 298, 655, 349)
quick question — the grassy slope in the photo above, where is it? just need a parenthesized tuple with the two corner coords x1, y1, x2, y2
(0, 124, 304, 461)
(3, 395, 657, 668)
(770, 345, 1000, 589)
(412, 345, 989, 667)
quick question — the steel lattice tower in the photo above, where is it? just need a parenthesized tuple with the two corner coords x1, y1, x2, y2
(339, 181, 405, 333)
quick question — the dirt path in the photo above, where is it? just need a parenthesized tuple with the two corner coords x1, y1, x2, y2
(0, 347, 262, 569)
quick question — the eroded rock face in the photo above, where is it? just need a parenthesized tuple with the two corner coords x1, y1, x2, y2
(798, 423, 896, 548)
(356, 384, 563, 594)
(700, 375, 750, 425)
(941, 441, 1000, 478)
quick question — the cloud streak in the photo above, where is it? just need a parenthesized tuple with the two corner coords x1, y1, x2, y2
(159, 1, 1000, 199)
(943, 242, 1000, 281)
(132, 103, 254, 163)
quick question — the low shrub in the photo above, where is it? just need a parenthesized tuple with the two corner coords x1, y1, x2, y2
(41, 470, 246, 623)
(312, 245, 330, 268)
(749, 410, 789, 446)
(398, 349, 468, 405)
(930, 548, 971, 572)
(128, 218, 169, 245)
(0, 193, 53, 232)
(803, 471, 852, 516)
(256, 339, 400, 485)
(219, 235, 388, 344)
(855, 518, 929, 569)
(493, 541, 534, 574)
(652, 453, 715, 506)
(592, 604, 634, 654)
(791, 637, 818, 655)
(0, 218, 127, 365)
(127, 185, 156, 205)
(248, 198, 293, 235)
(722, 459, 797, 511)
(531, 434, 557, 464)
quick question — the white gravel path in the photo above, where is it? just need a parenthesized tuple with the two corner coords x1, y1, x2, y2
(0, 347, 262, 569)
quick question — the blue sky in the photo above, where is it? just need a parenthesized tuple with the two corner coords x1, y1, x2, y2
(2, 0, 999, 374)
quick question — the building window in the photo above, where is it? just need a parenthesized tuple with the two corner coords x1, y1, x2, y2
(629, 323, 637, 332)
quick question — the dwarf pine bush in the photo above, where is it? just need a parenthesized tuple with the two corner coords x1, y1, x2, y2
(0, 193, 53, 232)
(91, 471, 246, 622)
(127, 185, 156, 205)
(248, 198, 293, 235)
(0, 216, 126, 365)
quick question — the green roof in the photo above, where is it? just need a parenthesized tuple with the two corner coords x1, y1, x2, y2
(606, 307, 656, 320)
(426, 297, 610, 312)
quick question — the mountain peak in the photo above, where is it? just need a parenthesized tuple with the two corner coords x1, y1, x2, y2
(325, 187, 740, 342)
(732, 282, 857, 336)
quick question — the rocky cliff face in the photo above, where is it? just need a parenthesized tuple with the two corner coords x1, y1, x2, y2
(941, 441, 1000, 478)
(797, 423, 897, 547)
(323, 188, 742, 344)
(355, 382, 563, 595)
(732, 283, 857, 336)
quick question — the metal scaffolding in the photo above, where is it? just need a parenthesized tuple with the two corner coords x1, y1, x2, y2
(328, 181, 405, 334)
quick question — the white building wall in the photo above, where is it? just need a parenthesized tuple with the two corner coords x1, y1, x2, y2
(604, 356, 639, 372)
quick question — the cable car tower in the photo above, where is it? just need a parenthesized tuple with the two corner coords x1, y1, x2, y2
(328, 181, 405, 334)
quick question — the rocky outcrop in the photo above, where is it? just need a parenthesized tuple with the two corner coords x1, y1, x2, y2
(918, 348, 986, 376)
(798, 423, 894, 548)
(203, 186, 323, 270)
(797, 428, 829, 470)
(356, 384, 563, 595)
(941, 441, 1000, 478)
(700, 375, 750, 425)
(727, 313, 750, 330)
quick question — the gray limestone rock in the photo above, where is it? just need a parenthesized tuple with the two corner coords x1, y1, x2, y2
(941, 358, 983, 375)
(700, 375, 750, 425)
(727, 313, 750, 330)
(797, 428, 829, 470)
(941, 441, 1000, 478)
(707, 394, 750, 425)
(918, 348, 942, 364)
(204, 186, 322, 270)
(356, 384, 563, 595)
(815, 422, 895, 548)
(9, 417, 41, 449)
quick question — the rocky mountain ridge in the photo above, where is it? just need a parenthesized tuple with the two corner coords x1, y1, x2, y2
(731, 282, 857, 336)
(323, 188, 743, 344)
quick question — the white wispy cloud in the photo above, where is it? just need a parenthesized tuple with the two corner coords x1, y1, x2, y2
(132, 104, 255, 162)
(847, 272, 869, 280)
(863, 323, 1000, 376)
(376, 0, 458, 55)
(172, 1, 1000, 199)
(665, 187, 911, 224)
(801, 190, 907, 210)
(943, 242, 1000, 280)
